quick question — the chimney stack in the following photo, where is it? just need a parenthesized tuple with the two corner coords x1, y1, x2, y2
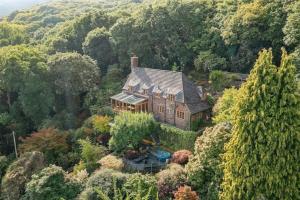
(131, 55, 138, 70)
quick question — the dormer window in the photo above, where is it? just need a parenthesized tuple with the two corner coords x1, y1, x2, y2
(143, 89, 148, 95)
(167, 94, 175, 101)
(128, 86, 133, 92)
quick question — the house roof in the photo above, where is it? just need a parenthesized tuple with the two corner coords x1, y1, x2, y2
(123, 67, 210, 113)
(111, 92, 147, 105)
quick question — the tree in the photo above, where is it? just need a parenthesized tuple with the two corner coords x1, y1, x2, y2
(22, 165, 82, 200)
(18, 128, 69, 165)
(109, 112, 159, 152)
(1, 152, 45, 200)
(0, 45, 53, 128)
(48, 52, 100, 96)
(283, 0, 300, 49)
(213, 88, 239, 124)
(186, 123, 231, 200)
(83, 27, 114, 75)
(0, 22, 28, 47)
(194, 51, 227, 72)
(222, 0, 287, 72)
(221, 49, 300, 199)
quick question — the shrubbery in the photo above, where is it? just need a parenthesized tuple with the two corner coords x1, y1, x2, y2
(174, 186, 199, 200)
(156, 164, 187, 199)
(22, 165, 82, 200)
(98, 154, 124, 171)
(1, 152, 45, 200)
(109, 112, 159, 152)
(79, 168, 128, 199)
(123, 173, 158, 199)
(76, 139, 107, 173)
(186, 123, 231, 200)
(171, 150, 192, 165)
(160, 125, 197, 151)
(18, 128, 69, 165)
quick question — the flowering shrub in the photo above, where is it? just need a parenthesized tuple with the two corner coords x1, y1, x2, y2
(98, 155, 124, 171)
(174, 185, 199, 200)
(171, 150, 192, 165)
(156, 164, 187, 199)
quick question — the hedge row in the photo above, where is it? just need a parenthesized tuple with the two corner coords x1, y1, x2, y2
(159, 125, 198, 151)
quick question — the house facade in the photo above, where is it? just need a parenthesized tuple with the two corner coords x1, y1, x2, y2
(110, 56, 211, 130)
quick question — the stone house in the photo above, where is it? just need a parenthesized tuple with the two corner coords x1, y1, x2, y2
(111, 56, 211, 130)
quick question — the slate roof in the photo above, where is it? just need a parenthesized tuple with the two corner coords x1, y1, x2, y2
(123, 67, 210, 114)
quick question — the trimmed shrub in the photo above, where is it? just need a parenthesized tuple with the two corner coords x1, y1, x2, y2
(109, 112, 159, 152)
(22, 165, 82, 200)
(186, 123, 231, 200)
(78, 168, 128, 199)
(172, 150, 192, 165)
(160, 125, 198, 151)
(156, 164, 187, 199)
(123, 173, 158, 199)
(1, 152, 45, 200)
(174, 185, 199, 200)
(98, 155, 124, 171)
(18, 128, 69, 165)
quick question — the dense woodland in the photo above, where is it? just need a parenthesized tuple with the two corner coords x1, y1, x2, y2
(0, 0, 299, 200)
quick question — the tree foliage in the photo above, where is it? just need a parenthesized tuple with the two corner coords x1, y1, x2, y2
(18, 128, 69, 165)
(1, 152, 45, 200)
(0, 22, 28, 47)
(213, 87, 239, 124)
(221, 49, 300, 200)
(22, 165, 82, 200)
(109, 112, 159, 152)
(186, 123, 231, 200)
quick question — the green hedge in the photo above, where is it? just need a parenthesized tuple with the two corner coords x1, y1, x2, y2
(160, 125, 198, 151)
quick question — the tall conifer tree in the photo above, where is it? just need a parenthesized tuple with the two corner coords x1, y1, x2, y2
(221, 49, 300, 200)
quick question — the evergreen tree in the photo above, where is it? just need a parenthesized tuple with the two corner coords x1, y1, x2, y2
(221, 49, 300, 200)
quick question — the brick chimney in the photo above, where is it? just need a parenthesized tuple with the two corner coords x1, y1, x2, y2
(131, 55, 138, 71)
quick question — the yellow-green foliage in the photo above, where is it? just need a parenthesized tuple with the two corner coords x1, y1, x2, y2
(92, 115, 112, 134)
(186, 123, 231, 200)
(221, 49, 300, 200)
(160, 125, 197, 151)
(213, 88, 239, 124)
(109, 112, 159, 152)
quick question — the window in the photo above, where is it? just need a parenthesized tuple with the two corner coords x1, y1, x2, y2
(167, 94, 175, 101)
(143, 89, 148, 95)
(155, 93, 160, 98)
(159, 105, 164, 113)
(128, 86, 133, 92)
(176, 111, 184, 119)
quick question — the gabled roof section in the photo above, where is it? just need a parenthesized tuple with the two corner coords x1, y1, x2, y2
(123, 67, 208, 108)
